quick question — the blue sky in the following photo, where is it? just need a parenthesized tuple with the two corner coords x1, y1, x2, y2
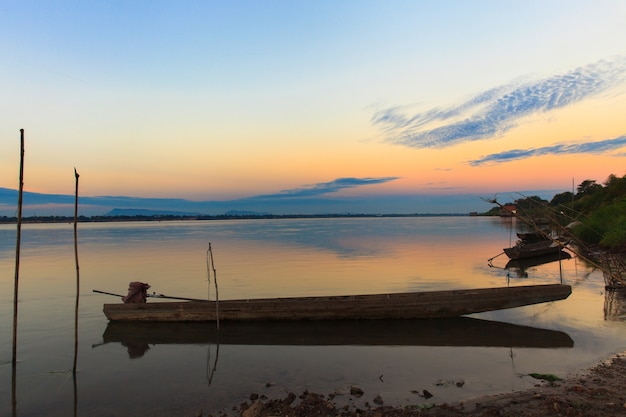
(1, 1, 625, 215)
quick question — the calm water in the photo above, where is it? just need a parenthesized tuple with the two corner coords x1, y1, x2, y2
(1, 217, 625, 416)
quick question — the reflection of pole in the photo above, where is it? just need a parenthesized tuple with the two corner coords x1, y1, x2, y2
(12, 368, 16, 417)
(73, 372, 78, 417)
(604, 289, 626, 320)
(509, 347, 517, 375)
(13, 129, 25, 417)
(206, 333, 220, 386)
(604, 290, 612, 320)
(73, 168, 80, 374)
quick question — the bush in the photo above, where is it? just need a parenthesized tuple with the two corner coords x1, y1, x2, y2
(574, 201, 626, 249)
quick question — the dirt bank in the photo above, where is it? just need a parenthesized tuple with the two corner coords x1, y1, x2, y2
(233, 352, 626, 417)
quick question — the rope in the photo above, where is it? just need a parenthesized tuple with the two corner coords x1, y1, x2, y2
(487, 251, 505, 266)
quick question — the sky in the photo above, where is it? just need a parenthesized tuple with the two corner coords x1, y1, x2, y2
(1, 1, 626, 214)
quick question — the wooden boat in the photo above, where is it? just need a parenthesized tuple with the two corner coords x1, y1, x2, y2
(504, 239, 567, 260)
(97, 318, 574, 359)
(516, 231, 550, 242)
(102, 284, 572, 322)
(506, 250, 572, 272)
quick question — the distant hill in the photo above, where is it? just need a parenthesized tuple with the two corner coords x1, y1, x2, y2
(103, 208, 272, 217)
(224, 210, 272, 216)
(105, 208, 202, 217)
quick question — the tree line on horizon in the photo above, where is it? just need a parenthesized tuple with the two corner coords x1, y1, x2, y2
(0, 212, 466, 225)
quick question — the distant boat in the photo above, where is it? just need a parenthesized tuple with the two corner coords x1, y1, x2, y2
(506, 251, 572, 274)
(504, 240, 567, 260)
(100, 284, 572, 322)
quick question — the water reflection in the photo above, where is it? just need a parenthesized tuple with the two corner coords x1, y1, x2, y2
(604, 289, 626, 320)
(2, 217, 625, 417)
(97, 319, 574, 359)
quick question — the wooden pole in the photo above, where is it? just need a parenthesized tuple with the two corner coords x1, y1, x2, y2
(73, 168, 80, 375)
(12, 128, 24, 417)
(92, 289, 124, 298)
(13, 129, 25, 367)
(206, 247, 211, 301)
(208, 243, 219, 329)
(92, 289, 210, 302)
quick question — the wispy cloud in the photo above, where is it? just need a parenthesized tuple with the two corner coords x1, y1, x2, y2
(252, 177, 400, 199)
(470, 135, 626, 166)
(372, 57, 626, 148)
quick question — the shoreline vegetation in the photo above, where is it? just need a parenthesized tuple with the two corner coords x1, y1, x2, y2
(485, 174, 626, 252)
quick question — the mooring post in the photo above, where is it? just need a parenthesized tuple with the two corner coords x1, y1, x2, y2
(13, 129, 25, 367)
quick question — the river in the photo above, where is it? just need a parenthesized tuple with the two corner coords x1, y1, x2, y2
(1, 216, 624, 416)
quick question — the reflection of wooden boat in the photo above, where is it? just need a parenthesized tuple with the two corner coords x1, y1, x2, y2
(506, 251, 572, 271)
(98, 317, 574, 358)
(504, 240, 567, 260)
(103, 284, 572, 322)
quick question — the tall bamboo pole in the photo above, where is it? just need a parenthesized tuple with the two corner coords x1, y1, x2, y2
(13, 129, 25, 366)
(73, 168, 80, 374)
(12, 129, 25, 417)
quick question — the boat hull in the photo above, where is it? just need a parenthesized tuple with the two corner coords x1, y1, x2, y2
(504, 241, 565, 260)
(506, 250, 572, 271)
(103, 284, 572, 322)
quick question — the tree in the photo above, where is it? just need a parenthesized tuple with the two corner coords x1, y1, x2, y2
(603, 174, 626, 203)
(515, 195, 548, 211)
(550, 191, 574, 207)
(576, 179, 602, 196)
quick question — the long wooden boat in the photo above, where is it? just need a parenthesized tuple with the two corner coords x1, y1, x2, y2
(97, 318, 573, 359)
(102, 284, 572, 322)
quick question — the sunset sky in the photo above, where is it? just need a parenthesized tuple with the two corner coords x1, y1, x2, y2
(1, 1, 625, 213)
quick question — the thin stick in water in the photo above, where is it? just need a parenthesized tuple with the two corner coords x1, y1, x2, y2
(12, 129, 25, 417)
(208, 243, 219, 328)
(73, 168, 80, 375)
(13, 129, 25, 367)
(206, 247, 211, 301)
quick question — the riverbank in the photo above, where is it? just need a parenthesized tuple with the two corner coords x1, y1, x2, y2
(236, 351, 626, 417)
